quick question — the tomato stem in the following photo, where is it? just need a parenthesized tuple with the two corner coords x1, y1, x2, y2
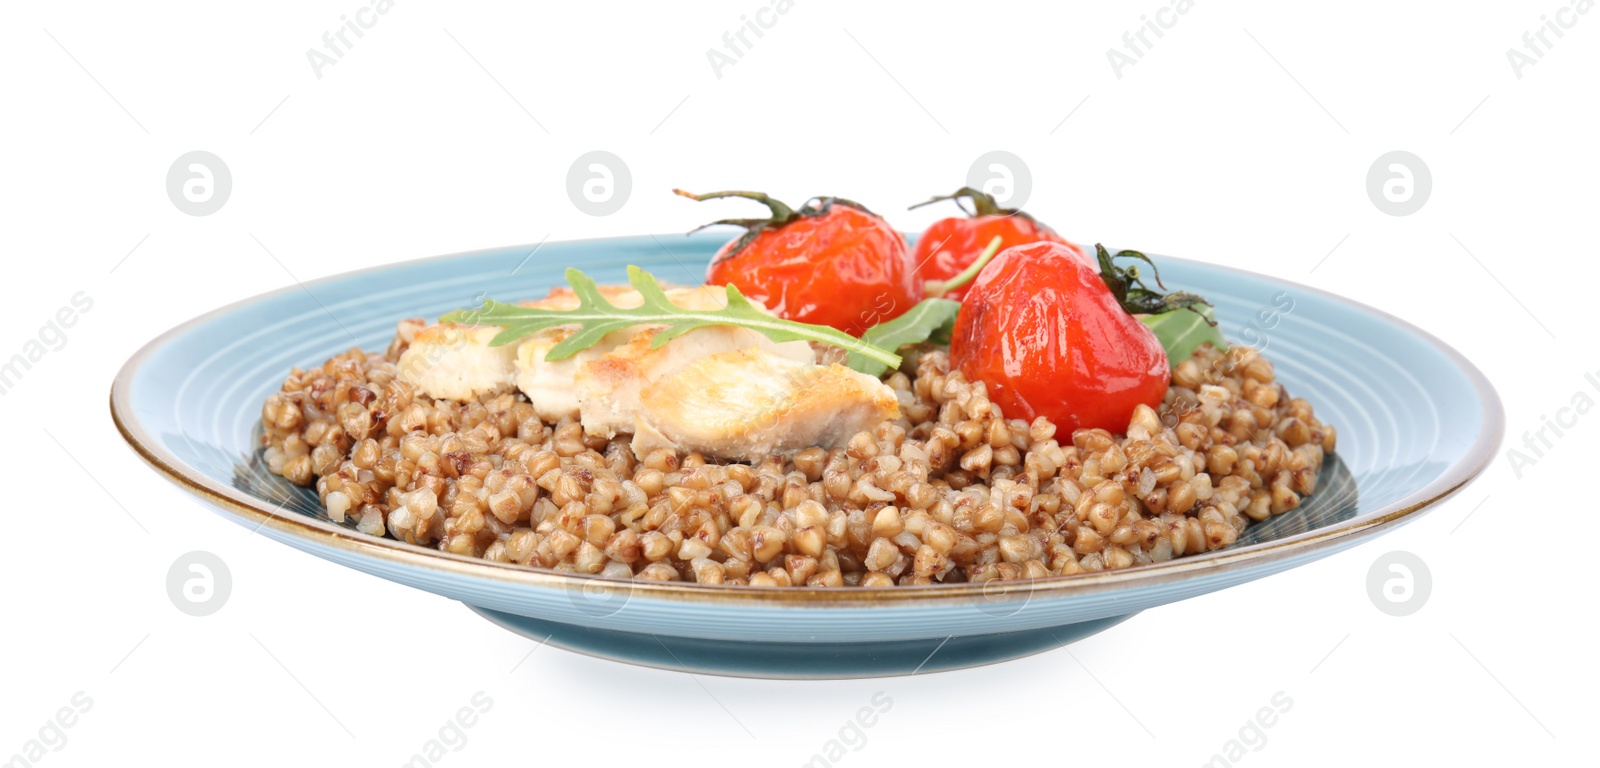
(673, 188, 797, 222)
(1093, 244, 1216, 322)
(924, 236, 1004, 297)
(677, 188, 879, 266)
(909, 186, 1017, 219)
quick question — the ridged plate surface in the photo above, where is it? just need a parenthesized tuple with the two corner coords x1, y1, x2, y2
(112, 234, 1501, 650)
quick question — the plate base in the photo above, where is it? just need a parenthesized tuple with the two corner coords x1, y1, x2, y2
(468, 604, 1137, 679)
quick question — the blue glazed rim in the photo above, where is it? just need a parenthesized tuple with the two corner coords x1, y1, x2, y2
(110, 234, 1504, 610)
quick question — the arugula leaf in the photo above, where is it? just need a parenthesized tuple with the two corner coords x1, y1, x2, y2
(847, 298, 962, 376)
(839, 235, 1005, 376)
(440, 266, 903, 369)
(923, 236, 1005, 299)
(1142, 305, 1227, 366)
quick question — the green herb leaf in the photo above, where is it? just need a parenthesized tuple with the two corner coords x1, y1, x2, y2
(439, 266, 903, 369)
(922, 235, 1005, 299)
(847, 298, 962, 377)
(1142, 305, 1228, 366)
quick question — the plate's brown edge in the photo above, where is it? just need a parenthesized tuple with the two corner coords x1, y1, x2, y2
(107, 236, 1508, 610)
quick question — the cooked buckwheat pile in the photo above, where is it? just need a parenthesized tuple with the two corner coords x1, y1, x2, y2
(261, 328, 1335, 587)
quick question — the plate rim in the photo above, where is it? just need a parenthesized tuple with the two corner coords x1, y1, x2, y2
(109, 234, 1505, 610)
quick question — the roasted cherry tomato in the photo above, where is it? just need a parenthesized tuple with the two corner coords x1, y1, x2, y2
(910, 187, 1085, 300)
(677, 189, 918, 336)
(950, 241, 1209, 434)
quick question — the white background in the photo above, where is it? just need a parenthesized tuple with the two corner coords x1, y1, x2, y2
(1, 0, 1592, 764)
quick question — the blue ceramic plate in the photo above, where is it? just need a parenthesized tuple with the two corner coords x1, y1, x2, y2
(111, 235, 1502, 678)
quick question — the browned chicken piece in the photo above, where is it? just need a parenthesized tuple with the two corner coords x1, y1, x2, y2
(396, 283, 900, 461)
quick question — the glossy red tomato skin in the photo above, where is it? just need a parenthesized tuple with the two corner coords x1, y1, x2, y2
(950, 241, 1169, 434)
(707, 204, 919, 337)
(914, 216, 1086, 300)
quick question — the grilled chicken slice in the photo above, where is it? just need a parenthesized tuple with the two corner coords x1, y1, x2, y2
(634, 348, 901, 459)
(395, 283, 900, 461)
(536, 322, 814, 439)
(395, 324, 517, 402)
(396, 284, 722, 406)
(511, 284, 813, 432)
